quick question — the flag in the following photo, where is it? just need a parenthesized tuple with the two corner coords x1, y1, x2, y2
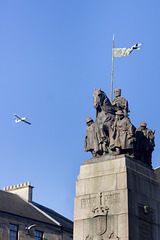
(113, 43, 141, 57)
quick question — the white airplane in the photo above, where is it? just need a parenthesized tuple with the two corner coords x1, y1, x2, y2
(14, 114, 31, 125)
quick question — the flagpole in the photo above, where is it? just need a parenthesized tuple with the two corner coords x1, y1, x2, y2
(111, 34, 114, 102)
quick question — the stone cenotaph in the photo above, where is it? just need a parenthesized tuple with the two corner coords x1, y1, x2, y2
(74, 88, 160, 240)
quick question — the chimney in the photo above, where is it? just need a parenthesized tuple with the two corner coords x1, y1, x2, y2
(3, 182, 34, 202)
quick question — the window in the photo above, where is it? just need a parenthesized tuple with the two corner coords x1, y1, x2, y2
(9, 224, 18, 240)
(35, 230, 43, 240)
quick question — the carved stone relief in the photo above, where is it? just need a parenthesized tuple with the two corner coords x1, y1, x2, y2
(109, 232, 119, 239)
(92, 193, 109, 239)
(81, 197, 96, 209)
(104, 193, 120, 205)
(85, 235, 93, 240)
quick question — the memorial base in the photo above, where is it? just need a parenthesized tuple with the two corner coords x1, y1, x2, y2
(74, 155, 160, 240)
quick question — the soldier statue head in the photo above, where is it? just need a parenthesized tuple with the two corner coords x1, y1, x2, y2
(86, 117, 94, 126)
(114, 88, 121, 97)
(116, 110, 124, 120)
(139, 122, 147, 130)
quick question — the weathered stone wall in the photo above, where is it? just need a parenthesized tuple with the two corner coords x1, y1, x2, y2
(74, 155, 160, 240)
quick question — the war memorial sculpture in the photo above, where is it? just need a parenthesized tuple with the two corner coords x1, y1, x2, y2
(84, 87, 155, 167)
(74, 86, 160, 240)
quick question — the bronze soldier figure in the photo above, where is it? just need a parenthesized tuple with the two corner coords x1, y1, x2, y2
(84, 88, 155, 167)
(135, 122, 155, 166)
(112, 88, 129, 117)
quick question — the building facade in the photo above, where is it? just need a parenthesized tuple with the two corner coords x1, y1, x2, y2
(0, 182, 73, 240)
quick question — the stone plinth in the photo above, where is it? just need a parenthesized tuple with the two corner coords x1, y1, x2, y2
(74, 155, 160, 240)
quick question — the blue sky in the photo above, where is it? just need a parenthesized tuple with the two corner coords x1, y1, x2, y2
(0, 0, 160, 221)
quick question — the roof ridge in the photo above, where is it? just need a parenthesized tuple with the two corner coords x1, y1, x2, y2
(29, 202, 61, 226)
(154, 166, 160, 170)
(32, 201, 73, 223)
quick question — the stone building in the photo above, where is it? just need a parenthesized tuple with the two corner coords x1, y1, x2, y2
(0, 182, 73, 240)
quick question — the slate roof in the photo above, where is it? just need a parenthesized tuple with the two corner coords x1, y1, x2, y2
(31, 201, 73, 230)
(0, 190, 73, 232)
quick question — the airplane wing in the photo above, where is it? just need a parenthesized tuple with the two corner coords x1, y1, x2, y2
(14, 114, 21, 120)
(23, 120, 31, 125)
